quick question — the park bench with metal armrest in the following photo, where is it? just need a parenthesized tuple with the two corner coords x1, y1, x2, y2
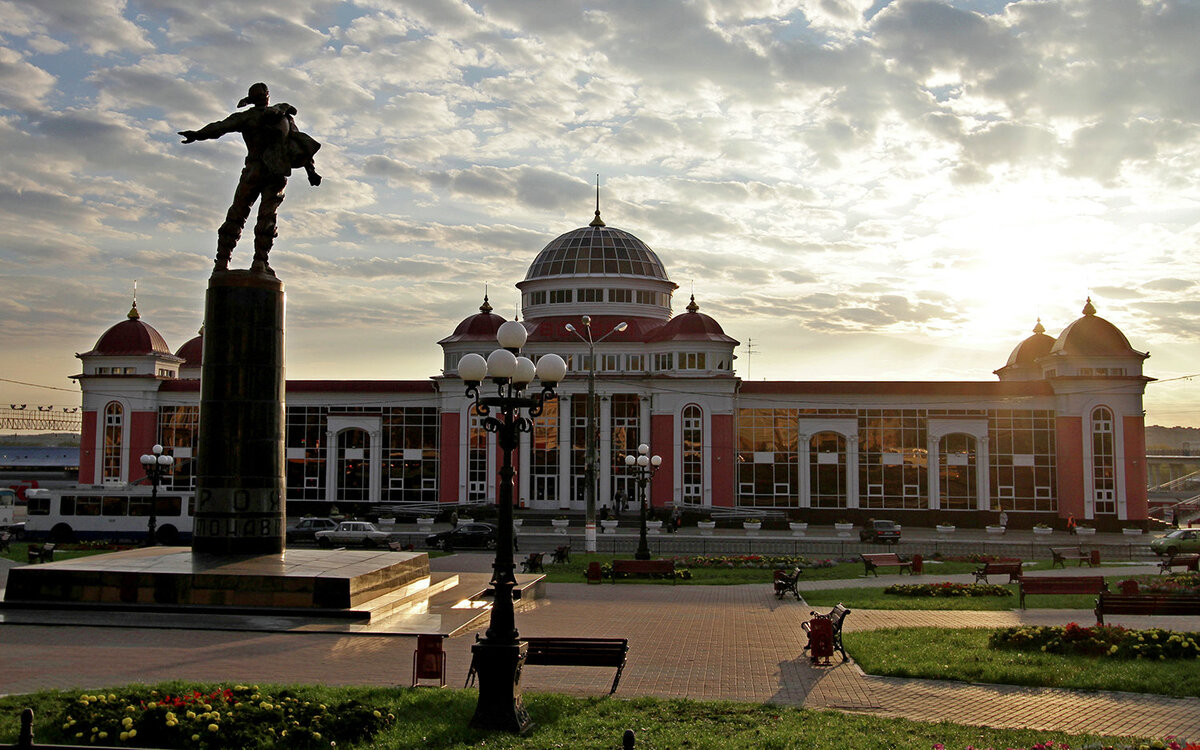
(0, 531, 10, 552)
(611, 559, 675, 582)
(802, 603, 851, 661)
(1049, 546, 1095, 568)
(774, 567, 802, 600)
(1157, 553, 1200, 574)
(520, 551, 545, 573)
(861, 552, 912, 577)
(465, 636, 629, 695)
(973, 560, 1023, 584)
(27, 542, 55, 564)
(552, 545, 571, 564)
(1018, 575, 1107, 608)
(1095, 592, 1200, 624)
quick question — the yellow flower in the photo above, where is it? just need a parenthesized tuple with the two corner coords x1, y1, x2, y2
(191, 734, 200, 742)
(128, 729, 136, 738)
(74, 733, 83, 739)
(122, 717, 133, 728)
(120, 732, 129, 741)
(373, 710, 381, 718)
(167, 720, 178, 728)
(314, 732, 322, 740)
(98, 732, 108, 739)
(147, 701, 157, 709)
(260, 702, 273, 710)
(186, 711, 195, 720)
(207, 723, 219, 732)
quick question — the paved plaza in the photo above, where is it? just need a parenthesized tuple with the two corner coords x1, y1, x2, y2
(1, 549, 1198, 740)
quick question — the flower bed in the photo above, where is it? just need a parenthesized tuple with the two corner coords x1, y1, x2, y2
(35, 685, 394, 749)
(595, 563, 691, 581)
(1142, 573, 1200, 595)
(671, 554, 813, 569)
(990, 622, 1200, 660)
(884, 582, 1012, 598)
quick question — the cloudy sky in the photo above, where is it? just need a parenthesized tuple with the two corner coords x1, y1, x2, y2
(4, 0, 1200, 427)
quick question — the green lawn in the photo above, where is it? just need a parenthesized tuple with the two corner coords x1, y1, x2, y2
(0, 683, 1157, 750)
(0, 541, 136, 563)
(845, 626, 1200, 698)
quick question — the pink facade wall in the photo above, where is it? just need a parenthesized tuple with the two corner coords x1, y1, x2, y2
(78, 411, 97, 484)
(439, 411, 460, 503)
(1123, 415, 1149, 520)
(128, 410, 158, 482)
(1055, 416, 1084, 519)
(711, 413, 735, 508)
(650, 413, 673, 507)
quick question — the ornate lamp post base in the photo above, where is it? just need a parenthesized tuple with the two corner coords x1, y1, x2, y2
(469, 641, 534, 734)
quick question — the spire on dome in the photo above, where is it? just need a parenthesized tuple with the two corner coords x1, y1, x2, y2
(1082, 297, 1096, 316)
(1032, 318, 1045, 335)
(479, 294, 493, 314)
(589, 174, 605, 227)
(128, 280, 139, 319)
(686, 294, 699, 313)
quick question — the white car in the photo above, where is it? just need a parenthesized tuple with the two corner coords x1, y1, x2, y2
(315, 521, 391, 548)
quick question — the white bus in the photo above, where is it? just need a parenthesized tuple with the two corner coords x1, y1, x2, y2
(0, 487, 16, 531)
(24, 487, 194, 545)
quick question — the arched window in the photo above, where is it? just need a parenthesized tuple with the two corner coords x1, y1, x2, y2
(681, 405, 703, 505)
(102, 401, 123, 483)
(939, 433, 976, 510)
(809, 432, 847, 508)
(1092, 407, 1116, 514)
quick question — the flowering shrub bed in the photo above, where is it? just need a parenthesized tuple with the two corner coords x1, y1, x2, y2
(671, 554, 812, 569)
(933, 738, 1197, 749)
(884, 582, 1012, 598)
(593, 564, 692, 580)
(1142, 573, 1200, 595)
(38, 685, 394, 748)
(942, 554, 1021, 564)
(989, 622, 1200, 660)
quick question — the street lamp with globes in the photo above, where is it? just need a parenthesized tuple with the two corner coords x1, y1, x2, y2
(624, 443, 662, 561)
(457, 320, 566, 734)
(139, 444, 174, 546)
(564, 315, 627, 553)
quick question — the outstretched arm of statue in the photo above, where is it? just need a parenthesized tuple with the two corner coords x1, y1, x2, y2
(177, 112, 247, 144)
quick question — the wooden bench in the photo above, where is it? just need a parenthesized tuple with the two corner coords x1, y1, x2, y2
(861, 552, 912, 577)
(1018, 575, 1107, 609)
(1095, 592, 1200, 624)
(27, 542, 55, 563)
(387, 540, 414, 552)
(465, 636, 629, 695)
(520, 551, 545, 573)
(973, 560, 1023, 584)
(552, 545, 571, 564)
(611, 559, 675, 583)
(1158, 553, 1200, 574)
(802, 603, 851, 661)
(1050, 546, 1095, 568)
(773, 567, 802, 600)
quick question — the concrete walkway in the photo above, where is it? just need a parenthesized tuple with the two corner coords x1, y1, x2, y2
(1, 552, 1197, 739)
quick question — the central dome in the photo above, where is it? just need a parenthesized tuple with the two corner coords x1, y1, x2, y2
(524, 225, 669, 282)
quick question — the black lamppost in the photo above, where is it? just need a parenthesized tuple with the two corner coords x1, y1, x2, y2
(565, 316, 627, 553)
(139, 444, 173, 546)
(457, 321, 566, 734)
(624, 443, 661, 561)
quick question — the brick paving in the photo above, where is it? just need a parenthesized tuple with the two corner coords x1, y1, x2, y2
(2, 554, 1199, 739)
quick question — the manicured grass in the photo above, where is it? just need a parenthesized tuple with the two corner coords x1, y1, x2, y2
(0, 682, 1153, 750)
(845, 626, 1200, 698)
(802, 583, 1103, 610)
(0, 541, 135, 563)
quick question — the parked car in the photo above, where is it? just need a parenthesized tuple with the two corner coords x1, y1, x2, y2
(315, 521, 391, 548)
(859, 519, 901, 544)
(286, 517, 338, 543)
(425, 522, 498, 551)
(1149, 528, 1200, 556)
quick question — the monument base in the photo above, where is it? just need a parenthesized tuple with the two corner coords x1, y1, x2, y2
(3, 547, 429, 613)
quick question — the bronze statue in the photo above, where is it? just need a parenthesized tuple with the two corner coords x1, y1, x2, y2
(179, 83, 321, 275)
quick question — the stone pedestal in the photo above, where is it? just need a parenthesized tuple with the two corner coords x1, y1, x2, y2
(193, 271, 286, 555)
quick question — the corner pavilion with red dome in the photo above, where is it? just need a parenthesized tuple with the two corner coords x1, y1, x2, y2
(71, 212, 1153, 529)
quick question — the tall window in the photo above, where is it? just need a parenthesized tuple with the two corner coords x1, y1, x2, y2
(103, 402, 123, 483)
(939, 433, 976, 510)
(383, 407, 440, 503)
(530, 399, 559, 506)
(159, 405, 199, 491)
(681, 405, 703, 505)
(859, 409, 927, 509)
(286, 406, 327, 500)
(610, 395, 641, 505)
(466, 410, 487, 502)
(336, 429, 370, 502)
(989, 409, 1056, 512)
(736, 408, 799, 507)
(809, 432, 847, 508)
(1092, 407, 1116, 514)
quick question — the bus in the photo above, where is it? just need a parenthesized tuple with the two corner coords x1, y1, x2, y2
(24, 486, 194, 545)
(0, 487, 17, 532)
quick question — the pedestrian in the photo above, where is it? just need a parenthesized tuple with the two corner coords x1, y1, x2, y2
(999, 509, 1008, 528)
(669, 505, 682, 533)
(513, 525, 520, 553)
(450, 510, 458, 529)
(1066, 514, 1077, 534)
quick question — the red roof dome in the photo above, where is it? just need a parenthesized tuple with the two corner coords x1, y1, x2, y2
(645, 296, 739, 344)
(438, 296, 507, 345)
(1004, 319, 1055, 368)
(175, 329, 203, 369)
(82, 303, 174, 357)
(1049, 299, 1146, 358)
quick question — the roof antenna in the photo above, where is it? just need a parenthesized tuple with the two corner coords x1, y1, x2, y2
(590, 174, 605, 227)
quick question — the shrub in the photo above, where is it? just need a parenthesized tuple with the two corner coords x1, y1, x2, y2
(989, 622, 1200, 660)
(884, 582, 1012, 598)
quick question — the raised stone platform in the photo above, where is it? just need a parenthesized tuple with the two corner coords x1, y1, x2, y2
(3, 547, 431, 614)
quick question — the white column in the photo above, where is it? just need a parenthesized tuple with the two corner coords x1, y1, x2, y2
(557, 395, 572, 509)
(846, 434, 860, 509)
(976, 435, 991, 511)
(927, 435, 941, 510)
(325, 428, 337, 504)
(598, 395, 613, 510)
(797, 433, 812, 508)
(518, 417, 531, 509)
(369, 429, 382, 503)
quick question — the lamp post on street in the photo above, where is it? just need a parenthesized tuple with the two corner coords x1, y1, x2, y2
(457, 321, 567, 734)
(624, 443, 662, 561)
(565, 315, 627, 554)
(139, 444, 173, 546)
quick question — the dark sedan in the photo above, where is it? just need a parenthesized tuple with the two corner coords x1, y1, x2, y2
(425, 522, 498, 551)
(286, 517, 338, 543)
(859, 519, 901, 544)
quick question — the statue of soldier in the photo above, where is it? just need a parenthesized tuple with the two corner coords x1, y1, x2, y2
(179, 83, 321, 275)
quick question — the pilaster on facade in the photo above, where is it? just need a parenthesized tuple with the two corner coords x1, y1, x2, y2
(598, 394, 613, 512)
(556, 395, 571, 510)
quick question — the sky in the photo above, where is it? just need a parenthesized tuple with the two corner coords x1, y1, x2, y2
(4, 0, 1200, 427)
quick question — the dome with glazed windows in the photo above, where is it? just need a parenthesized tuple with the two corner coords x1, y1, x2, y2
(523, 214, 669, 282)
